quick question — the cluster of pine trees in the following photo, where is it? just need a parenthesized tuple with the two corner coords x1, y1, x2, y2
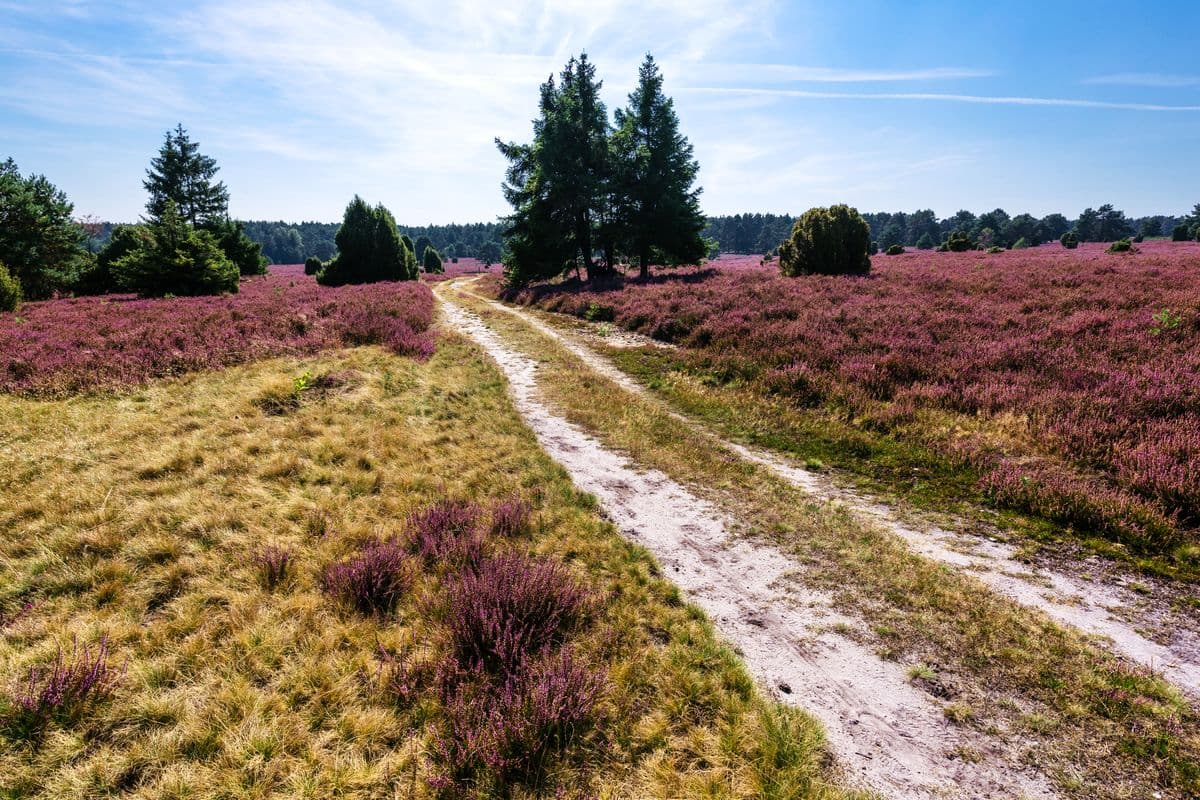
(497, 53, 708, 285)
(0, 125, 267, 303)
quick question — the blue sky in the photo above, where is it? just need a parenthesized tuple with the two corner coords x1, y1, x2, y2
(2, 0, 1198, 223)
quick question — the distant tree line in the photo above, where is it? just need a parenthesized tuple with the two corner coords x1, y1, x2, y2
(232, 220, 503, 265)
(705, 206, 1200, 254)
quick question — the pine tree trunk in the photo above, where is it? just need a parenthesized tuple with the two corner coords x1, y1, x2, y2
(639, 245, 650, 281)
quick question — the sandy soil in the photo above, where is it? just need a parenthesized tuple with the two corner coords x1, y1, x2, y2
(440, 286, 1057, 800)
(461, 282, 1200, 702)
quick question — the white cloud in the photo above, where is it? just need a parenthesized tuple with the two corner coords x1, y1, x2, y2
(680, 86, 1200, 113)
(1084, 72, 1200, 88)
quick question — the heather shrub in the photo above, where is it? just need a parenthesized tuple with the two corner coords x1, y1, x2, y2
(321, 540, 411, 616)
(778, 204, 871, 276)
(253, 545, 294, 590)
(443, 553, 592, 675)
(303, 255, 323, 276)
(946, 230, 974, 252)
(0, 262, 20, 313)
(979, 465, 1181, 552)
(431, 646, 605, 793)
(1060, 231, 1080, 249)
(885, 244, 905, 256)
(488, 494, 534, 539)
(2, 635, 124, 740)
(406, 499, 485, 568)
(1107, 238, 1133, 253)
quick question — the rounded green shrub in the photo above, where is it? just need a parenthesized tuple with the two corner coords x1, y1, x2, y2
(886, 244, 905, 256)
(1171, 224, 1190, 242)
(304, 256, 323, 276)
(916, 232, 935, 250)
(946, 231, 974, 252)
(1106, 238, 1133, 253)
(1060, 231, 1079, 249)
(778, 204, 871, 277)
(422, 246, 444, 274)
(0, 261, 22, 312)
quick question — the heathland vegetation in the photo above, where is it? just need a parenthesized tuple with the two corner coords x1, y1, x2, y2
(4, 38, 1200, 800)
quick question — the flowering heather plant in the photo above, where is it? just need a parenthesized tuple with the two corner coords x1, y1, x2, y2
(443, 553, 592, 675)
(406, 499, 485, 569)
(2, 635, 125, 740)
(488, 494, 535, 539)
(504, 242, 1200, 554)
(0, 266, 435, 397)
(430, 646, 606, 793)
(320, 540, 411, 616)
(252, 545, 294, 590)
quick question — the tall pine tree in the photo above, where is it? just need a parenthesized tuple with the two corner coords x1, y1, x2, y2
(497, 54, 611, 284)
(612, 55, 706, 280)
(144, 124, 230, 226)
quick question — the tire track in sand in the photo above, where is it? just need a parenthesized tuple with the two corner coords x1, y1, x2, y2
(458, 281, 1200, 701)
(439, 290, 1055, 800)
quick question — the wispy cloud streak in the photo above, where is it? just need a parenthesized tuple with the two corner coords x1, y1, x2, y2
(681, 86, 1200, 112)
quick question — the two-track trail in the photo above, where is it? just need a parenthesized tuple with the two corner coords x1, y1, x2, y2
(451, 279, 1200, 702)
(438, 284, 1057, 800)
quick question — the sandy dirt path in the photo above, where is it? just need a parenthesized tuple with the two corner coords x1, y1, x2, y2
(459, 282, 1200, 701)
(439, 288, 1056, 800)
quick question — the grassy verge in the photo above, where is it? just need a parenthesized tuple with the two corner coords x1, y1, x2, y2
(0, 339, 853, 799)
(443, 282, 1200, 800)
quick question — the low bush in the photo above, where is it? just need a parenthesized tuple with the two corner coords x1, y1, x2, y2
(253, 545, 294, 590)
(488, 495, 534, 539)
(946, 230, 974, 252)
(321, 540, 411, 616)
(1107, 238, 1134, 253)
(1012, 237, 1030, 249)
(406, 499, 485, 568)
(915, 233, 935, 250)
(1060, 231, 1080, 249)
(1172, 224, 1190, 242)
(2, 635, 124, 740)
(0, 262, 21, 313)
(431, 647, 605, 792)
(443, 553, 592, 675)
(886, 244, 905, 256)
(304, 256, 323, 276)
(1132, 234, 1144, 244)
(986, 246, 1004, 254)
(778, 205, 872, 276)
